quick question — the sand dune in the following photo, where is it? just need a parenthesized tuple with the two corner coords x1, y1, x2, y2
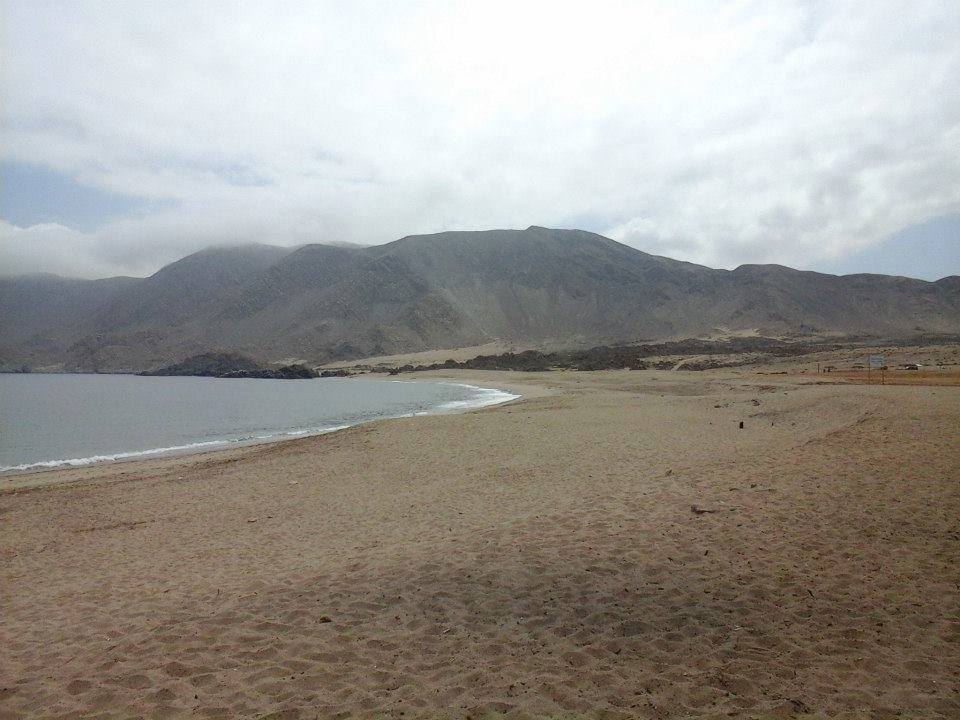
(1, 370, 958, 718)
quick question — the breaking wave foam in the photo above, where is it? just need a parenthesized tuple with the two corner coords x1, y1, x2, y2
(0, 425, 351, 474)
(430, 382, 521, 411)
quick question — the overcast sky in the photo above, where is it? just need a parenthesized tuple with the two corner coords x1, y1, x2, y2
(2, 0, 959, 280)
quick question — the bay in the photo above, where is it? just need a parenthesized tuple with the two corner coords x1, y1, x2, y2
(0, 373, 517, 474)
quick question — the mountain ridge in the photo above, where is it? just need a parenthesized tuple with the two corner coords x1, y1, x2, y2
(1, 227, 957, 372)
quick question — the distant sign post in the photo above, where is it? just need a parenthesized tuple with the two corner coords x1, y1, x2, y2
(868, 355, 885, 384)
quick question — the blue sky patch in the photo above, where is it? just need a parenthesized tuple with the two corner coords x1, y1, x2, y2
(0, 161, 150, 232)
(815, 214, 960, 281)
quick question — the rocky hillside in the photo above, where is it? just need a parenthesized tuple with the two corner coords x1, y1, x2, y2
(2, 228, 958, 372)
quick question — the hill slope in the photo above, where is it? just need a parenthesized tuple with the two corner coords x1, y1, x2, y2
(1, 228, 958, 371)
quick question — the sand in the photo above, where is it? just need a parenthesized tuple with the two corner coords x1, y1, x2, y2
(1, 369, 958, 719)
(318, 342, 538, 371)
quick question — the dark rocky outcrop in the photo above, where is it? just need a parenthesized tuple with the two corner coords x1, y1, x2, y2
(319, 368, 353, 377)
(399, 337, 862, 373)
(142, 352, 318, 379)
(142, 351, 262, 377)
(219, 364, 319, 379)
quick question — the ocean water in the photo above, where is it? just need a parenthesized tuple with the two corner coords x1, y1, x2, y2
(0, 373, 518, 474)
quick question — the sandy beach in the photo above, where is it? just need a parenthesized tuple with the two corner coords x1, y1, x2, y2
(1, 369, 958, 719)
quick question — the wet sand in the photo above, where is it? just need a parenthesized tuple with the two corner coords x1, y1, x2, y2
(1, 369, 958, 718)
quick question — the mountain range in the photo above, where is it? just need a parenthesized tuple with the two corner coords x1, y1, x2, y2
(2, 226, 958, 372)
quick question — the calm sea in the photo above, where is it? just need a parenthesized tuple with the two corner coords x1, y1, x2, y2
(0, 374, 518, 474)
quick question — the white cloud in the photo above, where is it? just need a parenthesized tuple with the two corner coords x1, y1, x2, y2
(0, 219, 129, 277)
(2, 0, 959, 277)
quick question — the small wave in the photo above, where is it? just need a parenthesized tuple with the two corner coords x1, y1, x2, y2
(432, 391, 520, 412)
(382, 379, 520, 412)
(0, 424, 352, 474)
(0, 440, 228, 473)
(431, 382, 521, 412)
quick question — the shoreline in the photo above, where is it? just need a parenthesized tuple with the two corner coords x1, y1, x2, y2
(0, 374, 535, 491)
(2, 368, 956, 717)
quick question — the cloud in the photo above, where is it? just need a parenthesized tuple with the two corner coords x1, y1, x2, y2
(2, 0, 959, 277)
(0, 219, 127, 277)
